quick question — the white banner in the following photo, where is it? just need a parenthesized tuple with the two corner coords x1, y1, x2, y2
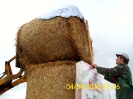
(75, 61, 110, 99)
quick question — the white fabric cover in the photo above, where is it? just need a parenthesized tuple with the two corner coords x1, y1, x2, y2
(76, 61, 110, 99)
(38, 5, 84, 20)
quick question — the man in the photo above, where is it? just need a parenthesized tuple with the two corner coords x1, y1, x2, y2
(92, 53, 133, 99)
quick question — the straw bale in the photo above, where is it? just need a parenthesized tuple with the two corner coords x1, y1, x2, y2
(67, 17, 93, 64)
(25, 61, 76, 99)
(16, 16, 93, 68)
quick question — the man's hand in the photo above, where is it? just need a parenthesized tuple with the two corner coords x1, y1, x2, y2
(91, 64, 98, 68)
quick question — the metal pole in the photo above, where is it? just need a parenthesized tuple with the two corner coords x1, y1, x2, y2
(7, 56, 16, 63)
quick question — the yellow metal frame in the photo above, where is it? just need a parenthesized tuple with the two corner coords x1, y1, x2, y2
(0, 56, 26, 95)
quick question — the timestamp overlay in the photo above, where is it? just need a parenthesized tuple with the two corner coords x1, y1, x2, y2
(66, 84, 120, 90)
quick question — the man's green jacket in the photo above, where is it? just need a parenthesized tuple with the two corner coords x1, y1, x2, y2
(96, 63, 133, 99)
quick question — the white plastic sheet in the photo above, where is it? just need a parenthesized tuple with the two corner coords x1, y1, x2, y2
(75, 61, 110, 99)
(38, 5, 84, 20)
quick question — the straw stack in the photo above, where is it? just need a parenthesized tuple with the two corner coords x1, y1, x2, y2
(25, 61, 76, 99)
(16, 16, 93, 68)
(16, 16, 93, 99)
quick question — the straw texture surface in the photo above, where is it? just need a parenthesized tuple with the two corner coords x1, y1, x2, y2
(15, 16, 93, 99)
(16, 16, 93, 67)
(25, 61, 76, 99)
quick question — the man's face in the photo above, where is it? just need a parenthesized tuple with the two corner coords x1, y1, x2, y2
(116, 56, 124, 65)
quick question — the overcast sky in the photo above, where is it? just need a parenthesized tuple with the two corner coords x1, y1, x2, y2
(0, 0, 133, 99)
